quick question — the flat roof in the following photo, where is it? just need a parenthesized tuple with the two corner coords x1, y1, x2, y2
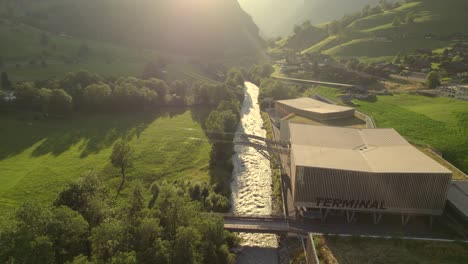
(276, 97, 354, 114)
(447, 181, 468, 220)
(288, 123, 451, 174)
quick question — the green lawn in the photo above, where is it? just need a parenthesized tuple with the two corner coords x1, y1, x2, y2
(0, 109, 211, 212)
(323, 236, 468, 264)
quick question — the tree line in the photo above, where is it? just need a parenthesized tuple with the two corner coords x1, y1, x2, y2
(0, 173, 239, 264)
(0, 69, 246, 116)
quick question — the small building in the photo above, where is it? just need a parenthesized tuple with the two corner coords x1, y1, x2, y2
(439, 85, 468, 100)
(281, 124, 452, 223)
(275, 97, 355, 121)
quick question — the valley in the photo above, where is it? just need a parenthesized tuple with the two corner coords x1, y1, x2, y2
(0, 0, 467, 263)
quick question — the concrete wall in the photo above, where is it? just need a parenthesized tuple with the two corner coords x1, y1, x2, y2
(306, 234, 320, 264)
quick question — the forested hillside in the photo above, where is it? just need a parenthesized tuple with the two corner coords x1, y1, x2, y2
(239, 0, 390, 37)
(0, 0, 263, 56)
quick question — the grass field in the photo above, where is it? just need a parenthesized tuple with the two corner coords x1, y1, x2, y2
(321, 236, 468, 264)
(0, 22, 208, 82)
(304, 86, 468, 176)
(0, 22, 156, 81)
(0, 109, 211, 212)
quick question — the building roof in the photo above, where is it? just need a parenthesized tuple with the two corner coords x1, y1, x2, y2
(288, 124, 451, 174)
(276, 97, 354, 114)
(447, 181, 468, 220)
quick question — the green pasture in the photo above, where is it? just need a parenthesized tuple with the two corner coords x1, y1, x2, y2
(0, 109, 211, 212)
(323, 236, 468, 264)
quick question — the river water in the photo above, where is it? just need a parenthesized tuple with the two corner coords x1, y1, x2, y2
(231, 82, 279, 264)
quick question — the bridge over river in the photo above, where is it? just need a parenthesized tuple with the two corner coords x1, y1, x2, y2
(221, 214, 468, 243)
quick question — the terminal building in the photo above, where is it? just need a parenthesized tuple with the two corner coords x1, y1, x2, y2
(280, 123, 452, 224)
(275, 97, 355, 121)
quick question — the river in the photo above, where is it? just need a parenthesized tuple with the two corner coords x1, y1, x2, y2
(231, 82, 279, 264)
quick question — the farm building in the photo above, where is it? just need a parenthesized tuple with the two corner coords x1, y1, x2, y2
(281, 123, 452, 224)
(275, 97, 355, 121)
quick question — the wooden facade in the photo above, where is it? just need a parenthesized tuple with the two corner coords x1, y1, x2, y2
(292, 166, 452, 215)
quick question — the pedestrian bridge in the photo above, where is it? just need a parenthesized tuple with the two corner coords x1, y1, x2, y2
(222, 214, 308, 235)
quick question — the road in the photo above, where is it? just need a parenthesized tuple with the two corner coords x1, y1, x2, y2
(272, 76, 356, 89)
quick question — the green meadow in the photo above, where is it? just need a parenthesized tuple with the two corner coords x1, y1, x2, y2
(322, 236, 468, 264)
(306, 87, 468, 175)
(0, 109, 212, 212)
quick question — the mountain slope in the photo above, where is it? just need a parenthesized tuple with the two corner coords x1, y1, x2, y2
(1, 0, 263, 56)
(239, 0, 389, 37)
(302, 0, 468, 60)
(238, 0, 303, 37)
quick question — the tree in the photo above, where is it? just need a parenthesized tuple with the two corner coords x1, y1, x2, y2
(148, 182, 160, 208)
(1, 72, 12, 91)
(129, 182, 145, 219)
(406, 11, 415, 24)
(111, 140, 134, 194)
(426, 71, 441, 89)
(90, 220, 128, 263)
(48, 206, 89, 263)
(136, 218, 170, 264)
(173, 226, 201, 264)
(392, 16, 402, 27)
(38, 88, 52, 114)
(55, 172, 110, 227)
(83, 83, 112, 110)
(15, 82, 41, 109)
(49, 89, 73, 115)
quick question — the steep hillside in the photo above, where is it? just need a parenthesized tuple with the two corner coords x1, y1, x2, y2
(239, 0, 389, 37)
(238, 0, 303, 37)
(275, 22, 328, 52)
(303, 0, 468, 61)
(291, 0, 396, 29)
(0, 0, 263, 56)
